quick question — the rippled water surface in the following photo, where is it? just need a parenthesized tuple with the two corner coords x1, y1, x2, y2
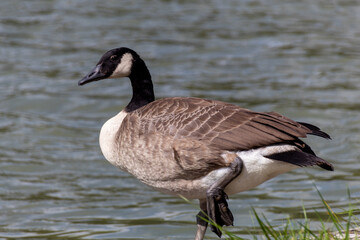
(1, 0, 360, 239)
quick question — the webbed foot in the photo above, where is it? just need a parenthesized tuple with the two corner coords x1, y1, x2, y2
(206, 187, 234, 237)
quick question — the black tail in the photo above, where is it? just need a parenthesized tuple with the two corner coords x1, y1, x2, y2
(266, 150, 334, 171)
(298, 122, 331, 139)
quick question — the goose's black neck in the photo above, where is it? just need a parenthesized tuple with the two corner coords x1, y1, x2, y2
(125, 58, 155, 112)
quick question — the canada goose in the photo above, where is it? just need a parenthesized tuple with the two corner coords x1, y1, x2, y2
(78, 47, 333, 240)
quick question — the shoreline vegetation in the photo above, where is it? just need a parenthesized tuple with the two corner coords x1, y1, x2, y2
(182, 186, 360, 240)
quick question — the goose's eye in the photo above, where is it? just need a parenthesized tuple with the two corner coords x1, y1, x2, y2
(110, 55, 118, 61)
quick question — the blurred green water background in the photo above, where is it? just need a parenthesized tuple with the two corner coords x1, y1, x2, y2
(0, 0, 359, 239)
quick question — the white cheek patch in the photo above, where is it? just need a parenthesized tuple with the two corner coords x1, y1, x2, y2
(110, 53, 133, 78)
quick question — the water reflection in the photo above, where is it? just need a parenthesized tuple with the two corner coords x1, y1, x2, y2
(0, 0, 359, 239)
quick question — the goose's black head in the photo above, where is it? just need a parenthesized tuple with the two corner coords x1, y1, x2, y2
(79, 47, 154, 112)
(78, 47, 140, 86)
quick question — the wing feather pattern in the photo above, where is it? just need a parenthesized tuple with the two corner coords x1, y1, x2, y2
(134, 97, 328, 151)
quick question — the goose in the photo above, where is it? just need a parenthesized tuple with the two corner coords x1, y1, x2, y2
(78, 47, 333, 240)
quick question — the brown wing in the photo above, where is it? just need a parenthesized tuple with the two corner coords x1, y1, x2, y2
(133, 97, 328, 151)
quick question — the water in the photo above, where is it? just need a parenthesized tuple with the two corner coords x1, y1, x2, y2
(0, 0, 359, 239)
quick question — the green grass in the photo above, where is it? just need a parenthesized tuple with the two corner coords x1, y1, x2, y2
(182, 186, 360, 240)
(245, 186, 359, 240)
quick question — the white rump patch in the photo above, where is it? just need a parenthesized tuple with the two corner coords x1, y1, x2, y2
(110, 53, 133, 78)
(200, 144, 300, 197)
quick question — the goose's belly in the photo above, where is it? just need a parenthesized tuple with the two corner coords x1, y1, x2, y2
(206, 152, 298, 196)
(143, 148, 299, 199)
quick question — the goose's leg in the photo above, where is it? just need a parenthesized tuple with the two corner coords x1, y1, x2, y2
(206, 156, 243, 237)
(195, 199, 208, 240)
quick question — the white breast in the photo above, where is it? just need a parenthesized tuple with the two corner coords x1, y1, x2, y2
(99, 110, 128, 167)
